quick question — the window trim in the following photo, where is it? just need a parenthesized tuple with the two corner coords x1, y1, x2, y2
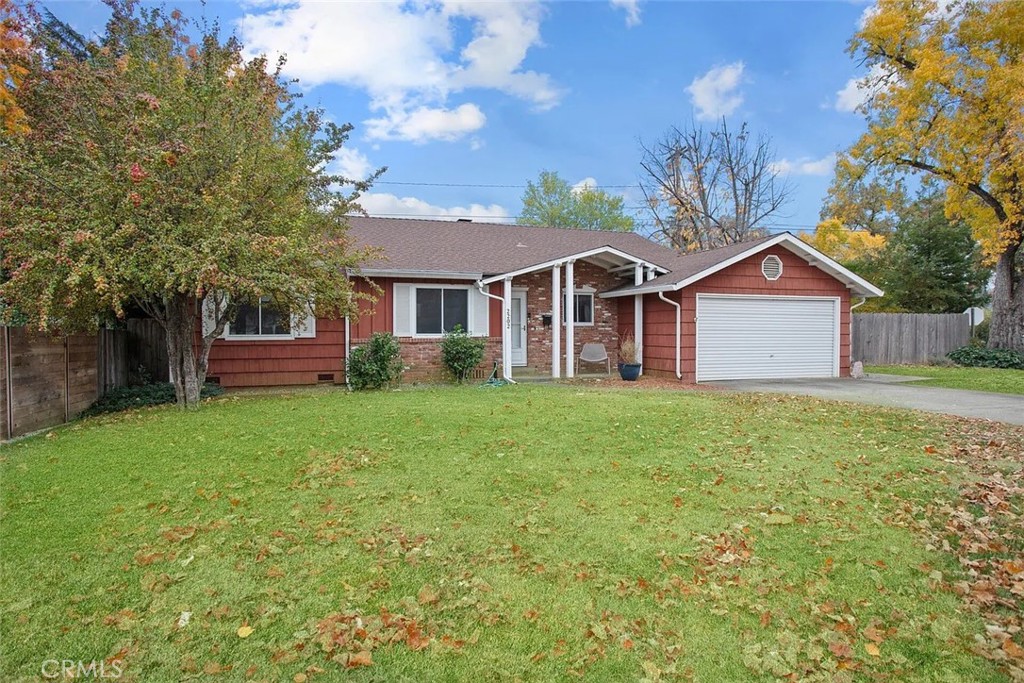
(224, 297, 297, 340)
(562, 287, 596, 327)
(410, 284, 475, 338)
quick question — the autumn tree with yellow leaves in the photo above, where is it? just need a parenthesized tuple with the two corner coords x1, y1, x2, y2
(0, 0, 30, 135)
(836, 0, 1024, 350)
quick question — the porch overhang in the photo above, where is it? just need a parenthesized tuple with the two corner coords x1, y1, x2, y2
(476, 245, 667, 286)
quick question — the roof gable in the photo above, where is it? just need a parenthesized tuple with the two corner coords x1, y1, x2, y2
(600, 233, 883, 298)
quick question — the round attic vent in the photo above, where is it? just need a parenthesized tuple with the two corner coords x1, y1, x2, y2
(761, 255, 783, 281)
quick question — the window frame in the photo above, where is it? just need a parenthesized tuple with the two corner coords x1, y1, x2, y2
(562, 287, 596, 327)
(225, 296, 297, 340)
(411, 284, 474, 338)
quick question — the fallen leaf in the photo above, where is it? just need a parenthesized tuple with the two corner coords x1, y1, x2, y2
(1004, 639, 1024, 659)
(865, 643, 881, 657)
(237, 624, 254, 638)
(347, 651, 373, 668)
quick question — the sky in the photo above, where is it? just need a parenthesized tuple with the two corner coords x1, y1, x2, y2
(50, 0, 878, 237)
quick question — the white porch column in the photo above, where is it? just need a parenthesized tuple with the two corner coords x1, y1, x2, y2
(565, 260, 575, 378)
(634, 263, 644, 376)
(502, 277, 512, 380)
(551, 264, 561, 379)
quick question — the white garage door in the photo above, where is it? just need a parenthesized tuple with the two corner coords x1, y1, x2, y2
(696, 295, 839, 381)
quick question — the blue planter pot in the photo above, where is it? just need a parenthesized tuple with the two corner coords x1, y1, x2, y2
(618, 363, 641, 381)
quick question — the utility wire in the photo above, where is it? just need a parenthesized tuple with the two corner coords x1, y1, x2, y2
(374, 180, 638, 189)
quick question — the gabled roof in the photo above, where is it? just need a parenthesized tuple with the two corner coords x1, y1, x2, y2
(345, 217, 883, 298)
(345, 217, 678, 278)
(601, 232, 884, 298)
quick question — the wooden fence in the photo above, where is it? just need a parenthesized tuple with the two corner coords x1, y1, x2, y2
(2, 320, 167, 440)
(2, 327, 99, 440)
(851, 312, 971, 365)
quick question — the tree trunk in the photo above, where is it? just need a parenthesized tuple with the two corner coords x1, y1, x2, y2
(164, 293, 203, 408)
(988, 234, 1024, 352)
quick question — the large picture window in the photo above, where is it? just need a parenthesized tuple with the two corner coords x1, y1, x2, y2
(415, 287, 469, 335)
(229, 297, 292, 337)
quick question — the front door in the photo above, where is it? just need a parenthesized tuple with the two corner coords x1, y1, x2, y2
(510, 291, 527, 366)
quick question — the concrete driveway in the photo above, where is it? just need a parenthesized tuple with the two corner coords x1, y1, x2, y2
(713, 374, 1024, 426)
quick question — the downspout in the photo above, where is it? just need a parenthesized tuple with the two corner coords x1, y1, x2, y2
(344, 316, 351, 390)
(475, 281, 517, 383)
(657, 291, 683, 380)
(850, 297, 867, 311)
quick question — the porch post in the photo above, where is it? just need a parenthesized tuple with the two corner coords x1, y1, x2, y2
(551, 264, 561, 379)
(634, 263, 644, 376)
(503, 277, 512, 381)
(565, 260, 575, 378)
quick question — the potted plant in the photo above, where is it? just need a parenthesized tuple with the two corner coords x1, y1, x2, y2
(618, 334, 642, 381)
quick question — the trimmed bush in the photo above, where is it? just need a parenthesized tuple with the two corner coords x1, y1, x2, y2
(348, 332, 403, 390)
(439, 325, 486, 383)
(947, 345, 1024, 370)
(84, 382, 224, 416)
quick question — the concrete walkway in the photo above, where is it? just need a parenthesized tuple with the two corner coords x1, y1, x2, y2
(713, 374, 1024, 426)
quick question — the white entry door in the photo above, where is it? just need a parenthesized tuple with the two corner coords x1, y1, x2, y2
(696, 294, 839, 381)
(511, 291, 527, 366)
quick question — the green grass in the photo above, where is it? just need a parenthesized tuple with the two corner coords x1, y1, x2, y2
(866, 364, 1024, 395)
(0, 385, 1009, 681)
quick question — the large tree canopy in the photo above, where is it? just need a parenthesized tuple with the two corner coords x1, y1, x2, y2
(0, 1, 380, 406)
(517, 171, 635, 232)
(837, 0, 1024, 350)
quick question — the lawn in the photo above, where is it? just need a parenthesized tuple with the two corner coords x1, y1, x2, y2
(866, 364, 1024, 395)
(2, 385, 1022, 681)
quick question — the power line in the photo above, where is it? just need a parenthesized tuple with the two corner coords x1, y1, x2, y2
(374, 180, 638, 189)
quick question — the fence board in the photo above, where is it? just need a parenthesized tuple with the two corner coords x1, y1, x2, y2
(852, 313, 970, 365)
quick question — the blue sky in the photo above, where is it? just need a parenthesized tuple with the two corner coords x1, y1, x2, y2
(51, 0, 876, 236)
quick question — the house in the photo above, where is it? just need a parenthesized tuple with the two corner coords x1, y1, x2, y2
(203, 217, 882, 387)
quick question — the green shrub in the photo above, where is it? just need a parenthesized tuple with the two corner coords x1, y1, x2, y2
(348, 332, 403, 390)
(83, 382, 224, 416)
(947, 345, 1024, 370)
(439, 325, 486, 383)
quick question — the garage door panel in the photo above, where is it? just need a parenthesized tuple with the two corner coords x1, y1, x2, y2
(696, 296, 838, 381)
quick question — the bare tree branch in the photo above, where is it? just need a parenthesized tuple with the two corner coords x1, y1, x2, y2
(639, 119, 792, 251)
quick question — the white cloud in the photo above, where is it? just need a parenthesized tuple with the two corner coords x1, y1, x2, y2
(329, 147, 374, 182)
(356, 193, 510, 222)
(835, 64, 888, 113)
(610, 0, 641, 27)
(686, 62, 745, 121)
(572, 177, 599, 194)
(772, 153, 836, 176)
(237, 1, 559, 143)
(364, 104, 486, 144)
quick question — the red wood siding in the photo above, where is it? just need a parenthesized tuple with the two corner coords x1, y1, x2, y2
(206, 318, 345, 388)
(641, 247, 852, 381)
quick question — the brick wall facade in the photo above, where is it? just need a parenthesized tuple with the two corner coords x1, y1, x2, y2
(350, 336, 502, 384)
(512, 260, 625, 375)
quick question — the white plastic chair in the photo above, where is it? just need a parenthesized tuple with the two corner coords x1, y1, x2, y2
(576, 343, 611, 375)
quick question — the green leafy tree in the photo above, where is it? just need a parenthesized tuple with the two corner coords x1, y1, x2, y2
(877, 195, 991, 314)
(518, 171, 634, 231)
(0, 1, 381, 407)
